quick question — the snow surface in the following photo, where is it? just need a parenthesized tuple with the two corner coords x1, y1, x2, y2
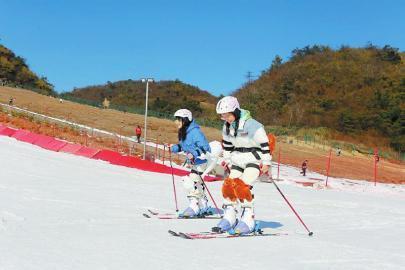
(1, 135, 404, 270)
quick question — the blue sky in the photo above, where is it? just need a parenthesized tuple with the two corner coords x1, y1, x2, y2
(1, 0, 404, 96)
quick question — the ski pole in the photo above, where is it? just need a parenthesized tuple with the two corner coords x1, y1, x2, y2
(168, 148, 179, 213)
(269, 174, 313, 236)
(198, 174, 222, 218)
(201, 157, 223, 217)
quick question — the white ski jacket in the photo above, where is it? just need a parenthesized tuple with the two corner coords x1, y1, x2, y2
(221, 109, 272, 168)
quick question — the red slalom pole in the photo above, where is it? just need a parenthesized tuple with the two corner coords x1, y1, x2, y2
(270, 174, 313, 236)
(325, 149, 332, 187)
(168, 149, 179, 213)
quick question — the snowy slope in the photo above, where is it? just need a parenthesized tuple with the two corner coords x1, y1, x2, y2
(1, 135, 404, 270)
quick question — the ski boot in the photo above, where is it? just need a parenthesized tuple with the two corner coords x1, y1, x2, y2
(233, 207, 255, 235)
(180, 197, 200, 217)
(198, 196, 215, 216)
(212, 204, 237, 233)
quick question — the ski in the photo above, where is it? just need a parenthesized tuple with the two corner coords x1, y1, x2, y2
(169, 221, 288, 239)
(143, 209, 221, 219)
(147, 209, 167, 216)
(168, 230, 180, 237)
(184, 232, 285, 239)
(168, 229, 286, 240)
(145, 214, 220, 220)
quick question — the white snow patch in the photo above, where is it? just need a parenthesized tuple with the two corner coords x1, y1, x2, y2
(1, 135, 404, 270)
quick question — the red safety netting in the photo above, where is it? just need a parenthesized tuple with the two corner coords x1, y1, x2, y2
(0, 125, 222, 181)
(136, 159, 171, 174)
(114, 156, 172, 175)
(41, 139, 68, 152)
(74, 146, 100, 158)
(33, 134, 56, 148)
(11, 129, 30, 140)
(111, 154, 220, 181)
(0, 127, 17, 136)
(92, 150, 123, 163)
(59, 143, 84, 154)
(113, 156, 143, 168)
(18, 132, 41, 144)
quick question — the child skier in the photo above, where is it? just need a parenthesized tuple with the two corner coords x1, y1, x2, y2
(214, 96, 272, 234)
(170, 109, 213, 217)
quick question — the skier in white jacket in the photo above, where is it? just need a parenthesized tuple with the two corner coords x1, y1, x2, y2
(214, 96, 272, 234)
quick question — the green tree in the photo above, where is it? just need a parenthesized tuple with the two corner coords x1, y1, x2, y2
(270, 55, 283, 70)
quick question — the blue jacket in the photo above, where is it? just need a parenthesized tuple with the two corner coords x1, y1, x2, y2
(171, 120, 211, 164)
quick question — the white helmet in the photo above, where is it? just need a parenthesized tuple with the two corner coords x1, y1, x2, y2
(174, 109, 192, 121)
(216, 96, 240, 114)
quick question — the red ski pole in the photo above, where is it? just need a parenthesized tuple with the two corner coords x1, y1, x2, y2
(198, 174, 222, 218)
(269, 174, 313, 236)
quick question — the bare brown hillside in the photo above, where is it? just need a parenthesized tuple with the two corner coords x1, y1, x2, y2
(0, 86, 220, 143)
(1, 86, 404, 184)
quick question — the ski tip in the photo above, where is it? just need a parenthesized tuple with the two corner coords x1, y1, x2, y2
(143, 213, 151, 218)
(147, 209, 158, 215)
(168, 230, 179, 237)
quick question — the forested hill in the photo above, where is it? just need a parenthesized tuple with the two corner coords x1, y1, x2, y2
(235, 45, 404, 151)
(0, 44, 55, 95)
(64, 79, 219, 118)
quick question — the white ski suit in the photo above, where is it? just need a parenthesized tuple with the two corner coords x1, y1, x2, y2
(221, 109, 272, 207)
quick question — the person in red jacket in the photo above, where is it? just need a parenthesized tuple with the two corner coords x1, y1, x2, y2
(301, 160, 308, 176)
(135, 125, 142, 143)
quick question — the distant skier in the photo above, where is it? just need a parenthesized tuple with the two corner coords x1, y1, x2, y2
(301, 160, 308, 176)
(135, 125, 142, 143)
(170, 109, 214, 217)
(214, 96, 272, 234)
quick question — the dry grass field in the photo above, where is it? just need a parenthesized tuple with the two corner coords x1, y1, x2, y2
(1, 86, 404, 184)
